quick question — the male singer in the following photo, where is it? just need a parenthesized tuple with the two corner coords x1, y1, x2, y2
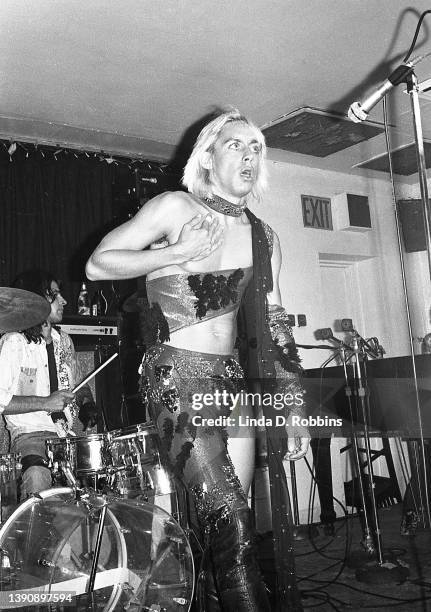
(0, 269, 97, 498)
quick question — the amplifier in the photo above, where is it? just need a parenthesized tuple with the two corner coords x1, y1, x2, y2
(58, 323, 117, 336)
(58, 315, 118, 347)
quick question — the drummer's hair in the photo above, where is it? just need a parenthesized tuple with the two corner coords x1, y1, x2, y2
(12, 269, 58, 343)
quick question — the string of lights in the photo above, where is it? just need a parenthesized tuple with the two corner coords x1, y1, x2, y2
(0, 137, 174, 173)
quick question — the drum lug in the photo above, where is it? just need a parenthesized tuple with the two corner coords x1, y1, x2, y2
(0, 547, 10, 568)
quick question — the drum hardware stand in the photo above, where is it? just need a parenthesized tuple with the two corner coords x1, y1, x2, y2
(61, 461, 79, 490)
(86, 498, 108, 609)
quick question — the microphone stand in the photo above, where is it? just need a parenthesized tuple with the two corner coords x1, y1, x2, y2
(312, 333, 406, 578)
(338, 346, 375, 561)
(291, 342, 341, 540)
(345, 332, 407, 583)
(289, 460, 319, 540)
(407, 70, 431, 281)
(350, 335, 383, 562)
(404, 70, 431, 529)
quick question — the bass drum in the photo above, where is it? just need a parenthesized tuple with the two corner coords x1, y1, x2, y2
(0, 487, 194, 611)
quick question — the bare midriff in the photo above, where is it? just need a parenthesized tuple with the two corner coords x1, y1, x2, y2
(166, 309, 238, 355)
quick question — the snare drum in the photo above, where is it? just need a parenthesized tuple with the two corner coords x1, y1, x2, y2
(46, 433, 112, 477)
(109, 423, 176, 510)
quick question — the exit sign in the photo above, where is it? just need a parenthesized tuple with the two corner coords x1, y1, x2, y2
(301, 195, 333, 230)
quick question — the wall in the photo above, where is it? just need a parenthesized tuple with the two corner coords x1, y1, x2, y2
(249, 159, 420, 524)
(250, 160, 414, 368)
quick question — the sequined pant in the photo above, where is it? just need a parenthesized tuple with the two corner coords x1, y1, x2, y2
(140, 343, 271, 611)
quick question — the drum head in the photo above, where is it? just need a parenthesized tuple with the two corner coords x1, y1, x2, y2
(0, 487, 194, 611)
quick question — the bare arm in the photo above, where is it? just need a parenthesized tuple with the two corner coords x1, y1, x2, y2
(86, 192, 223, 280)
(267, 232, 282, 306)
(268, 231, 309, 461)
(4, 390, 75, 415)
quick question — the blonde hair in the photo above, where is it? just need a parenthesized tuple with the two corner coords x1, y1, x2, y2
(182, 109, 267, 201)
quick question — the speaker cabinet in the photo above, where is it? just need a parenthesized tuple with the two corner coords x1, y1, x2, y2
(333, 193, 372, 232)
(69, 314, 145, 431)
(397, 199, 427, 253)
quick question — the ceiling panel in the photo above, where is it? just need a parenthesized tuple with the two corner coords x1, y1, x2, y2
(262, 108, 384, 157)
(0, 0, 431, 181)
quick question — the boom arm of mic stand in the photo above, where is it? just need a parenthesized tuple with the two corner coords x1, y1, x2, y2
(295, 342, 353, 367)
(296, 343, 338, 350)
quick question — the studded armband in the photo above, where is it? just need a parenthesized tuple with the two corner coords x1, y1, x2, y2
(268, 304, 302, 373)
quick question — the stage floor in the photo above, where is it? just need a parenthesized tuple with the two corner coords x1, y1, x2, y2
(258, 502, 431, 612)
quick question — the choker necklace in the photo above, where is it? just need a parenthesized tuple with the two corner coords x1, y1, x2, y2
(203, 194, 246, 217)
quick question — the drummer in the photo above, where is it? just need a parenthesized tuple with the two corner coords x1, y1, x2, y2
(0, 269, 98, 499)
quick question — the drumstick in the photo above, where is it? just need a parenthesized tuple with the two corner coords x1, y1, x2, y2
(72, 352, 118, 393)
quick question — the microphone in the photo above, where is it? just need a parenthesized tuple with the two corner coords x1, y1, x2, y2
(348, 63, 414, 122)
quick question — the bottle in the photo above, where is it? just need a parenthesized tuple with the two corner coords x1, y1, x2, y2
(91, 289, 107, 317)
(77, 282, 90, 315)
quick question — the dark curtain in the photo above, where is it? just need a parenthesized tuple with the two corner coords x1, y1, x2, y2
(0, 153, 117, 308)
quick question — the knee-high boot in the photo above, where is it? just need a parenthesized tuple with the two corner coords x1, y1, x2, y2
(208, 506, 271, 611)
(194, 550, 223, 612)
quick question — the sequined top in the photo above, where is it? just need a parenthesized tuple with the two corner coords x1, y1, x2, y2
(146, 267, 253, 334)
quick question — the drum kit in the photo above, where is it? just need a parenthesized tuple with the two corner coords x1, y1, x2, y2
(0, 288, 195, 611)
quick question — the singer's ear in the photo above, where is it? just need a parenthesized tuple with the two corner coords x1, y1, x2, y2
(201, 152, 212, 170)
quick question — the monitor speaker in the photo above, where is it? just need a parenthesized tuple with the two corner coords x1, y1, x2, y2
(397, 199, 427, 253)
(333, 193, 371, 231)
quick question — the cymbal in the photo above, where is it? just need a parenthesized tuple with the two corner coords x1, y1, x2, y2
(0, 288, 51, 333)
